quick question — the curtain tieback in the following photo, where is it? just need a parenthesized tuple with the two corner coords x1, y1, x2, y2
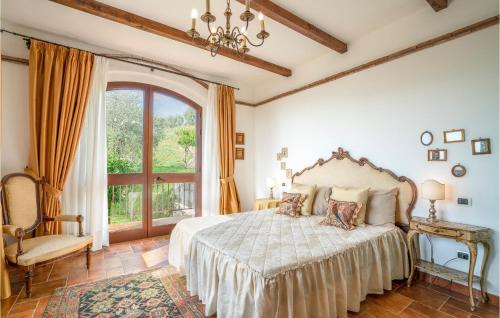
(220, 176, 234, 184)
(45, 183, 62, 199)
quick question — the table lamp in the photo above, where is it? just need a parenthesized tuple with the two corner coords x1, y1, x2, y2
(266, 177, 275, 199)
(421, 179, 445, 222)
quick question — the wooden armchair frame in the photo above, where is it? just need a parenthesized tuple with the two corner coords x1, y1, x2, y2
(1, 173, 92, 298)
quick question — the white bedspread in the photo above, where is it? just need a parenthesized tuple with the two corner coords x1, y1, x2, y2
(168, 215, 233, 274)
(186, 210, 408, 318)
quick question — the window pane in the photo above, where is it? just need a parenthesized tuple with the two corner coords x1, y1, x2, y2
(106, 89, 144, 174)
(152, 92, 197, 173)
(152, 182, 195, 226)
(108, 184, 143, 233)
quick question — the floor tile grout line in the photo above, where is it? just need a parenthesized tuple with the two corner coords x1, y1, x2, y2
(31, 299, 40, 318)
(45, 262, 55, 283)
(397, 299, 414, 315)
(437, 295, 451, 311)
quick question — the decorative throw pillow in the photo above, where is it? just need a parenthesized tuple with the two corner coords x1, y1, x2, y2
(312, 186, 332, 216)
(319, 199, 362, 230)
(330, 186, 369, 226)
(290, 183, 317, 216)
(276, 192, 307, 218)
(366, 188, 398, 225)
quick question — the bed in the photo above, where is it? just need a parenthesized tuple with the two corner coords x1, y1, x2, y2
(169, 148, 417, 318)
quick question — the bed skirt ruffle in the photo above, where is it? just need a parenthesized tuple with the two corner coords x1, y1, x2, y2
(187, 226, 408, 318)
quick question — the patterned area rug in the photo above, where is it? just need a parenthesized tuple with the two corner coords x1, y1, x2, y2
(43, 266, 205, 318)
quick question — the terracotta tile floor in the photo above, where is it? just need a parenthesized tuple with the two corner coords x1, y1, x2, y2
(2, 236, 498, 318)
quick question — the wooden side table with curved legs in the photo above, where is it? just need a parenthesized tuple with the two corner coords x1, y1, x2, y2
(407, 216, 490, 312)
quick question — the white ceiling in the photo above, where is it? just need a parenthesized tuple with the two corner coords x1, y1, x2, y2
(1, 0, 431, 86)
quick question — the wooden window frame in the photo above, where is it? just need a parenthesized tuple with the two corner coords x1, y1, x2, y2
(106, 82, 202, 243)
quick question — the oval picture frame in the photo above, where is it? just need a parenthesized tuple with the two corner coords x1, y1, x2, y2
(451, 163, 466, 178)
(420, 131, 433, 146)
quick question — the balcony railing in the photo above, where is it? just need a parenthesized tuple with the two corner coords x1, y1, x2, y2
(107, 182, 195, 231)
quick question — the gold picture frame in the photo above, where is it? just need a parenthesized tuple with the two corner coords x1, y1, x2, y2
(443, 129, 465, 143)
(236, 148, 245, 160)
(281, 162, 287, 170)
(428, 149, 447, 161)
(451, 163, 466, 177)
(276, 152, 282, 161)
(281, 147, 288, 158)
(286, 169, 292, 179)
(471, 138, 491, 155)
(236, 132, 245, 145)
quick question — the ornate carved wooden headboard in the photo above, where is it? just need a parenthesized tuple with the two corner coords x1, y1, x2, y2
(292, 148, 417, 227)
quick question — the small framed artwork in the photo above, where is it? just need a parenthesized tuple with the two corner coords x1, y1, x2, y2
(471, 138, 491, 155)
(286, 169, 293, 179)
(236, 132, 245, 145)
(281, 147, 288, 158)
(420, 131, 433, 146)
(451, 163, 466, 177)
(443, 129, 465, 143)
(276, 152, 282, 161)
(236, 148, 245, 160)
(428, 149, 447, 161)
(281, 162, 287, 170)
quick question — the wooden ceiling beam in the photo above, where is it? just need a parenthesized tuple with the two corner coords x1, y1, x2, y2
(425, 0, 448, 12)
(49, 0, 292, 77)
(236, 0, 347, 53)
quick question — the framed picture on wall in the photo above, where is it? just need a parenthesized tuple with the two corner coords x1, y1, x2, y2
(471, 138, 491, 155)
(428, 149, 447, 161)
(443, 129, 465, 143)
(236, 132, 245, 145)
(236, 148, 245, 160)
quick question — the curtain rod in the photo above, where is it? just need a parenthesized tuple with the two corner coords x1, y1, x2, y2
(0, 29, 239, 90)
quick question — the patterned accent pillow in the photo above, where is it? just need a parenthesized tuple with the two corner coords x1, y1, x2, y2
(319, 199, 362, 230)
(276, 192, 307, 218)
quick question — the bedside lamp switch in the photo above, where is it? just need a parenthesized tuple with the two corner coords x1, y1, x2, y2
(457, 197, 472, 206)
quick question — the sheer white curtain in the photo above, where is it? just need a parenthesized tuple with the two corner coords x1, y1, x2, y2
(201, 84, 220, 216)
(62, 56, 109, 250)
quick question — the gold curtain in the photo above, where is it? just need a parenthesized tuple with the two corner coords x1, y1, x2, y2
(216, 85, 240, 214)
(27, 40, 94, 234)
(1, 55, 12, 300)
(1, 208, 11, 300)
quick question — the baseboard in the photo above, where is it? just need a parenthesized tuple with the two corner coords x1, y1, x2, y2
(417, 271, 499, 306)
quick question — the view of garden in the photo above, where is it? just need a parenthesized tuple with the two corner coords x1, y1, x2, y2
(106, 89, 197, 226)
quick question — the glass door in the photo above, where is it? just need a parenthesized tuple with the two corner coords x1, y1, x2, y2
(106, 83, 201, 243)
(148, 89, 202, 237)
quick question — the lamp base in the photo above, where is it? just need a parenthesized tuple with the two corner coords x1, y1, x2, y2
(427, 200, 438, 223)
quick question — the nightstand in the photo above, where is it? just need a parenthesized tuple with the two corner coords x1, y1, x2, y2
(253, 198, 280, 211)
(407, 216, 491, 311)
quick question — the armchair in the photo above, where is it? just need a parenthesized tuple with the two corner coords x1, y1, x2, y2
(1, 173, 92, 297)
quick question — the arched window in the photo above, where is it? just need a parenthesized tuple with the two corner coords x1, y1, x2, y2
(105, 82, 202, 243)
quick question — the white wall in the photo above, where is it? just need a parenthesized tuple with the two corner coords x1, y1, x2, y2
(254, 27, 500, 295)
(1, 62, 29, 175)
(235, 104, 255, 211)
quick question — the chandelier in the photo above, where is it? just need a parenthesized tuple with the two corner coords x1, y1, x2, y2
(186, 0, 269, 57)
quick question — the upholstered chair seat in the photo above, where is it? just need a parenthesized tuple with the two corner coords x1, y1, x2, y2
(4, 235, 93, 266)
(1, 173, 93, 298)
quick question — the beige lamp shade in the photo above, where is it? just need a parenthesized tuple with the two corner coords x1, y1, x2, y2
(421, 179, 445, 200)
(266, 177, 275, 188)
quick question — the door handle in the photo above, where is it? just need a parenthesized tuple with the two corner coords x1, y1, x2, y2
(156, 176, 165, 182)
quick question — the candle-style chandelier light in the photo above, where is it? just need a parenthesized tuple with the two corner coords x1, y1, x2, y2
(186, 0, 269, 57)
